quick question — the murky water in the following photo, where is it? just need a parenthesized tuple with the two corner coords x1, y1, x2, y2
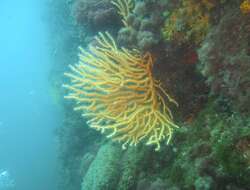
(0, 1, 60, 190)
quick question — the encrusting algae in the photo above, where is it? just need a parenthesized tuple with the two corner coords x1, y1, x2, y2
(240, 0, 250, 14)
(63, 32, 179, 151)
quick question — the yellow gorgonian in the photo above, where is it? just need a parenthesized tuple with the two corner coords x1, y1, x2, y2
(63, 32, 178, 151)
(111, 0, 134, 26)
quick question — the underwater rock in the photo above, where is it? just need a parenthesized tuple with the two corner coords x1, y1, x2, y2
(80, 141, 149, 190)
(166, 103, 250, 189)
(79, 152, 95, 177)
(136, 178, 167, 190)
(149, 178, 168, 190)
(137, 31, 159, 51)
(54, 1, 250, 190)
(81, 142, 122, 190)
(117, 0, 168, 52)
(198, 6, 250, 113)
(72, 0, 120, 33)
(117, 146, 148, 190)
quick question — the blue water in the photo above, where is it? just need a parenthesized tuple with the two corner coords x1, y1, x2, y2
(0, 1, 60, 190)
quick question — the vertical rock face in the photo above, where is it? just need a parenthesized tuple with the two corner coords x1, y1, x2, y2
(198, 7, 250, 113)
(53, 1, 250, 190)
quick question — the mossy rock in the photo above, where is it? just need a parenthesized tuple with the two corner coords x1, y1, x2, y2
(117, 146, 147, 190)
(81, 142, 123, 190)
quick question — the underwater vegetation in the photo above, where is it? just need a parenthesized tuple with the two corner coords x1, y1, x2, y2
(49, 0, 250, 189)
(63, 32, 178, 151)
(73, 101, 250, 190)
(198, 6, 250, 112)
(167, 101, 250, 190)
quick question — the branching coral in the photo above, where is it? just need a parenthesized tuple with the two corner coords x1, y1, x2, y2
(111, 0, 134, 26)
(63, 32, 178, 151)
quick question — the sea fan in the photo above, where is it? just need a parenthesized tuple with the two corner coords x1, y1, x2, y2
(63, 32, 178, 150)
